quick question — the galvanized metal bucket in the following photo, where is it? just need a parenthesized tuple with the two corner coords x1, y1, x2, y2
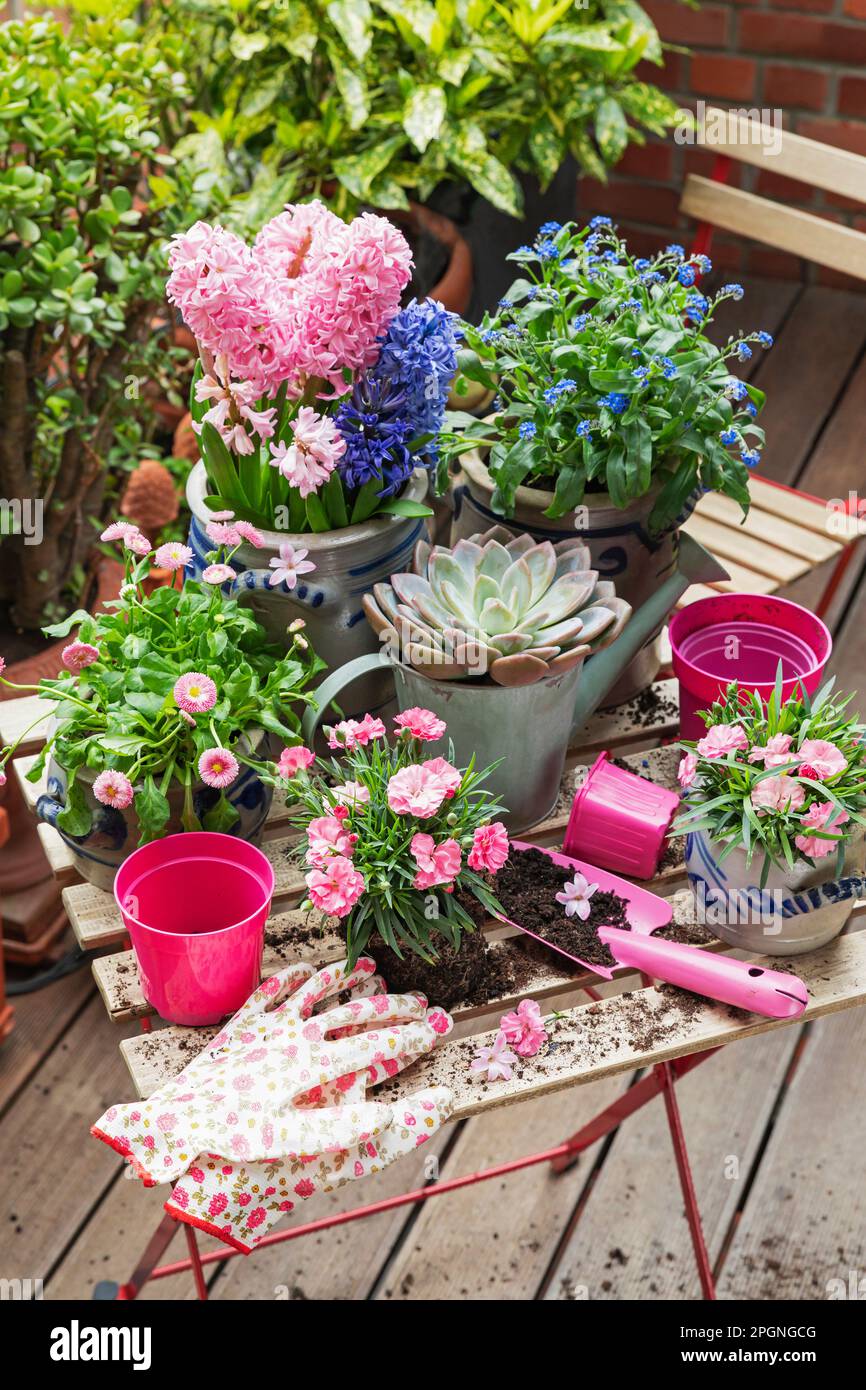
(450, 448, 697, 703)
(186, 460, 429, 722)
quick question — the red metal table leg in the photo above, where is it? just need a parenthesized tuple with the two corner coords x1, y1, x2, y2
(117, 1211, 181, 1300)
(657, 1060, 716, 1300)
(550, 1048, 720, 1174)
(185, 1224, 209, 1301)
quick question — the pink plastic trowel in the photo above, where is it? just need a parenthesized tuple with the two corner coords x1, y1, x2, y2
(497, 842, 809, 1020)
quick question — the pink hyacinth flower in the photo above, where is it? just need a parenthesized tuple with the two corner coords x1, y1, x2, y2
(305, 855, 365, 917)
(468, 821, 510, 873)
(174, 672, 218, 714)
(470, 1030, 517, 1083)
(268, 408, 345, 498)
(393, 707, 447, 742)
(268, 542, 315, 590)
(62, 640, 99, 673)
(198, 748, 240, 790)
(92, 770, 134, 810)
(696, 723, 749, 759)
(556, 872, 599, 921)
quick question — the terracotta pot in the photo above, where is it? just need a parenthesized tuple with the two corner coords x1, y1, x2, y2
(398, 202, 473, 316)
(450, 448, 697, 703)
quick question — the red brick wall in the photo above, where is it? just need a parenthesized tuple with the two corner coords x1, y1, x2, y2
(581, 0, 866, 285)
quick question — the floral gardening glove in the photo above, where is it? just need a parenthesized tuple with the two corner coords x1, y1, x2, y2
(92, 958, 452, 1192)
(163, 976, 454, 1252)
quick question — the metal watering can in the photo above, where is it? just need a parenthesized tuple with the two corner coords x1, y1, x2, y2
(302, 533, 728, 830)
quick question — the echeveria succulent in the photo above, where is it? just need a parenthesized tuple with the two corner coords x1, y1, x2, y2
(363, 527, 631, 687)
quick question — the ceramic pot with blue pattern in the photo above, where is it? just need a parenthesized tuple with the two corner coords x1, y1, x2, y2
(37, 726, 273, 892)
(450, 447, 697, 704)
(685, 827, 866, 956)
(186, 460, 429, 724)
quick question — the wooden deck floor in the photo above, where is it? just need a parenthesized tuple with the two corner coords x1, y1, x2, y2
(2, 275, 866, 1301)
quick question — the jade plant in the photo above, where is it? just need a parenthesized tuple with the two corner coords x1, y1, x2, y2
(674, 672, 866, 886)
(119, 0, 677, 229)
(363, 526, 631, 685)
(281, 706, 509, 965)
(0, 17, 209, 628)
(441, 220, 773, 535)
(0, 522, 322, 844)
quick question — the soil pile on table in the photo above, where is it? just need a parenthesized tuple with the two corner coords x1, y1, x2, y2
(490, 846, 630, 969)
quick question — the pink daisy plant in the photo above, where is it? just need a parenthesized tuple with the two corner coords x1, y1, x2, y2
(154, 542, 193, 572)
(62, 641, 99, 673)
(92, 770, 134, 810)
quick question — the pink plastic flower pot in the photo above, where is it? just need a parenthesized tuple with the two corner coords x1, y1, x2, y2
(668, 593, 832, 740)
(563, 751, 680, 880)
(113, 832, 274, 1026)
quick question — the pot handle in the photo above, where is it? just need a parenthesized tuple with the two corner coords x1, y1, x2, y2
(780, 872, 866, 917)
(226, 569, 336, 607)
(301, 652, 391, 744)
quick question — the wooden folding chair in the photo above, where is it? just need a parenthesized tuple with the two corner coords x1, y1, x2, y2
(678, 106, 866, 615)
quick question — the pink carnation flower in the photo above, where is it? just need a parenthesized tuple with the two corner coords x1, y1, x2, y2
(410, 833, 462, 889)
(798, 739, 847, 780)
(305, 855, 365, 917)
(269, 408, 345, 497)
(174, 672, 218, 714)
(748, 733, 796, 769)
(154, 542, 193, 572)
(331, 780, 370, 807)
(696, 723, 749, 759)
(277, 745, 315, 779)
(750, 775, 806, 814)
(423, 756, 461, 799)
(387, 764, 451, 819)
(62, 640, 99, 673)
(394, 707, 447, 742)
(306, 815, 357, 868)
(499, 998, 548, 1058)
(468, 822, 510, 873)
(198, 747, 240, 789)
(327, 715, 386, 750)
(92, 770, 134, 810)
(470, 1030, 517, 1083)
(794, 800, 850, 859)
(677, 752, 698, 788)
